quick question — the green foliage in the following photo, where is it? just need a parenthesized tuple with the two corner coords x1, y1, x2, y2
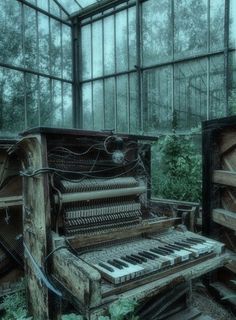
(0, 290, 32, 320)
(62, 298, 139, 320)
(61, 314, 84, 320)
(108, 298, 139, 320)
(152, 134, 202, 202)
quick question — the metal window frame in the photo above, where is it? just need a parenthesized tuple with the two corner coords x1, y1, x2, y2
(74, 0, 234, 133)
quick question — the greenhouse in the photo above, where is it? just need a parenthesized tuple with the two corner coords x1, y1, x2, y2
(0, 0, 236, 319)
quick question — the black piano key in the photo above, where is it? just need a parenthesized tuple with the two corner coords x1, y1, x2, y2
(131, 254, 147, 263)
(159, 246, 175, 253)
(99, 262, 114, 272)
(138, 251, 156, 260)
(121, 256, 138, 265)
(107, 259, 123, 269)
(175, 241, 191, 248)
(165, 244, 182, 250)
(150, 248, 168, 256)
(187, 237, 205, 244)
(113, 258, 128, 268)
(128, 255, 142, 264)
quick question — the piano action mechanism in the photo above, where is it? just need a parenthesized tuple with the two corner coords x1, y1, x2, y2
(16, 128, 230, 319)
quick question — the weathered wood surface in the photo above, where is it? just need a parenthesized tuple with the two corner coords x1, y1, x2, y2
(221, 189, 236, 212)
(219, 129, 236, 155)
(0, 195, 22, 208)
(213, 170, 236, 187)
(212, 208, 236, 231)
(19, 135, 52, 320)
(69, 218, 180, 249)
(52, 249, 102, 308)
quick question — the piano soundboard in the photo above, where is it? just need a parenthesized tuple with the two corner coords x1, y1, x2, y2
(17, 128, 229, 320)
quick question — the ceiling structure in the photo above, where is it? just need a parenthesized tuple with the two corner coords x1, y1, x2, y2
(53, 0, 103, 16)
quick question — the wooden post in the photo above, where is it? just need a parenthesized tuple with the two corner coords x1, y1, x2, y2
(19, 134, 52, 319)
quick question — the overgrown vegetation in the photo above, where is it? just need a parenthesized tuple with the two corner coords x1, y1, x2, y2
(61, 298, 138, 320)
(0, 289, 31, 320)
(1, 289, 138, 320)
(152, 132, 202, 202)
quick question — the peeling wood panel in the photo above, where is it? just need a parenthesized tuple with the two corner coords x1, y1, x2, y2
(20, 135, 52, 320)
(52, 248, 102, 308)
(212, 208, 236, 231)
(213, 170, 236, 187)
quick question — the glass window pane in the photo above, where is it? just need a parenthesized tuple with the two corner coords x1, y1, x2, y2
(174, 0, 207, 58)
(209, 55, 226, 118)
(0, 68, 25, 133)
(174, 59, 207, 131)
(104, 78, 116, 130)
(38, 13, 50, 74)
(82, 82, 93, 129)
(51, 19, 62, 78)
(104, 16, 115, 75)
(210, 0, 224, 51)
(37, 0, 48, 11)
(116, 10, 128, 73)
(93, 81, 104, 130)
(56, 0, 78, 14)
(81, 24, 92, 80)
(230, 0, 236, 48)
(62, 83, 73, 127)
(117, 75, 129, 132)
(0, 0, 23, 67)
(143, 67, 172, 134)
(229, 52, 236, 114)
(79, 0, 97, 7)
(24, 5, 38, 70)
(129, 73, 139, 134)
(62, 25, 72, 80)
(92, 21, 103, 78)
(25, 74, 39, 128)
(142, 0, 172, 67)
(40, 77, 51, 126)
(50, 1, 61, 17)
(128, 7, 136, 70)
(51, 80, 63, 127)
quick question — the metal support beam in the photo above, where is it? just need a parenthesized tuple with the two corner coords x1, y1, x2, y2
(72, 18, 81, 128)
(136, 0, 142, 131)
(224, 0, 230, 114)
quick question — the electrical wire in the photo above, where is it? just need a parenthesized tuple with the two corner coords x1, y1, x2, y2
(48, 143, 103, 157)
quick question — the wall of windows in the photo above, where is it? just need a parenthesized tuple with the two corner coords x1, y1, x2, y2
(0, 0, 72, 136)
(78, 0, 236, 135)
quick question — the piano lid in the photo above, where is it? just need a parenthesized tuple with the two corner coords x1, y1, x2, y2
(19, 126, 158, 142)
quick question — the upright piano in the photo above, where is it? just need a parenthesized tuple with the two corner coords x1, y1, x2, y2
(16, 128, 229, 319)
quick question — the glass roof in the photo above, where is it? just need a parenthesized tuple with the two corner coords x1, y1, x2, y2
(25, 0, 105, 20)
(55, 0, 102, 16)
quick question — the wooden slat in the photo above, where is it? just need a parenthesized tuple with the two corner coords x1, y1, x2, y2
(213, 170, 236, 187)
(219, 130, 236, 154)
(0, 196, 22, 208)
(212, 208, 236, 231)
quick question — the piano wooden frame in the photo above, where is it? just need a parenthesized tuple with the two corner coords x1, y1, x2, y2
(16, 128, 230, 320)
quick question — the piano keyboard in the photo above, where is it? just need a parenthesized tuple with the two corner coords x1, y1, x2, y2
(81, 230, 223, 285)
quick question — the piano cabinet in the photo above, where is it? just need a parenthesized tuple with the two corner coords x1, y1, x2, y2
(16, 127, 230, 320)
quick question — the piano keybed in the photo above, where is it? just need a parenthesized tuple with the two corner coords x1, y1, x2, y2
(80, 230, 224, 285)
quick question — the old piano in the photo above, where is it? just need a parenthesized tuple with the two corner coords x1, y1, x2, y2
(15, 128, 229, 319)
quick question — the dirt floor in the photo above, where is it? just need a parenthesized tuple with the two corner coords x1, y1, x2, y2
(192, 283, 236, 320)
